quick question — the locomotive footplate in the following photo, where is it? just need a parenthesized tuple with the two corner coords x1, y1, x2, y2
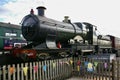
(35, 48, 70, 53)
(34, 48, 71, 59)
(71, 44, 94, 53)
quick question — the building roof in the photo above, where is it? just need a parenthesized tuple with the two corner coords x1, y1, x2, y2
(0, 22, 21, 29)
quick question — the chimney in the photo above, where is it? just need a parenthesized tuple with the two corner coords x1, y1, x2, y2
(36, 6, 46, 16)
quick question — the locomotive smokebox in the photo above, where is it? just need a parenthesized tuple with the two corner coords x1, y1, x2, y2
(36, 6, 46, 16)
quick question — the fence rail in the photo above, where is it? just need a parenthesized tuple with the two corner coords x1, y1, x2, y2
(0, 57, 120, 80)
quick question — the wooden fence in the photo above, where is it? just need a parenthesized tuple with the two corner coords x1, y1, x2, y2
(0, 57, 120, 80)
(0, 58, 73, 80)
(73, 57, 120, 80)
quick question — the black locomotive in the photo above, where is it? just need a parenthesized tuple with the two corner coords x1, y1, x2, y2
(11, 6, 120, 61)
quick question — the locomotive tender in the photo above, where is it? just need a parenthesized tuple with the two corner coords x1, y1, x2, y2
(12, 6, 120, 61)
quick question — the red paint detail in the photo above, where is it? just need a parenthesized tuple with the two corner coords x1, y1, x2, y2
(4, 46, 12, 50)
(12, 48, 36, 58)
(109, 35, 120, 49)
(30, 9, 34, 14)
(57, 42, 61, 48)
(77, 60, 81, 66)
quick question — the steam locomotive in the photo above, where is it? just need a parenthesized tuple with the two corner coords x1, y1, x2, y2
(12, 6, 120, 61)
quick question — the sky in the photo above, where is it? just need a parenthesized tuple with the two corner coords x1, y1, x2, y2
(0, 0, 120, 37)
